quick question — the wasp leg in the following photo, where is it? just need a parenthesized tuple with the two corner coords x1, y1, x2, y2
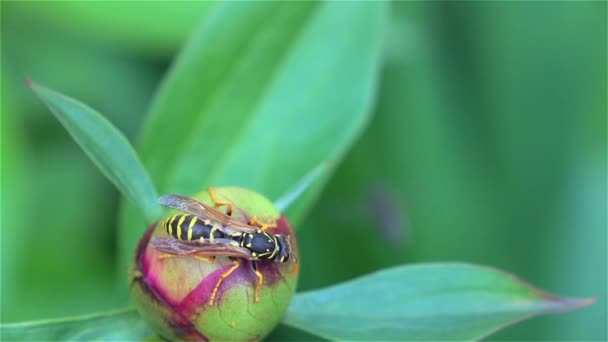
(208, 186, 234, 216)
(209, 258, 240, 305)
(251, 261, 263, 303)
(195, 255, 216, 263)
(248, 216, 277, 231)
(158, 253, 216, 264)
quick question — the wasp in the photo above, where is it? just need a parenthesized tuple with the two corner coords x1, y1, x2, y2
(151, 188, 296, 305)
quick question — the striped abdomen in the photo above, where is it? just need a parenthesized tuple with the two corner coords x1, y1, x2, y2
(163, 214, 225, 242)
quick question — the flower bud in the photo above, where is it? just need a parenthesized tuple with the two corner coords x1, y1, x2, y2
(130, 187, 299, 341)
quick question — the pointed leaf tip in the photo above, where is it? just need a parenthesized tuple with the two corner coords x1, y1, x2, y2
(285, 263, 596, 341)
(25, 79, 162, 224)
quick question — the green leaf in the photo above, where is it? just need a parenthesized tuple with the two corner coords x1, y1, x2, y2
(0, 308, 154, 341)
(26, 80, 161, 223)
(302, 2, 607, 339)
(284, 263, 595, 341)
(118, 1, 386, 268)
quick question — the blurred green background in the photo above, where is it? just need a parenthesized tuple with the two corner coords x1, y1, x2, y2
(1, 2, 605, 341)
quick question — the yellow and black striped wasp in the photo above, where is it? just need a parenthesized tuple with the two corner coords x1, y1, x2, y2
(151, 188, 296, 305)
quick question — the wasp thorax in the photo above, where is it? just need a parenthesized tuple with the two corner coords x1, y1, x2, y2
(130, 187, 299, 342)
(250, 233, 277, 257)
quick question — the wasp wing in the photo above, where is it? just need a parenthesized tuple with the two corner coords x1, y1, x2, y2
(159, 194, 258, 234)
(151, 237, 253, 259)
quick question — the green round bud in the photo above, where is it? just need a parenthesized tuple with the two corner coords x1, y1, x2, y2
(130, 187, 299, 341)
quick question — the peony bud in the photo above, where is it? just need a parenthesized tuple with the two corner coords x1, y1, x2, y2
(130, 187, 299, 341)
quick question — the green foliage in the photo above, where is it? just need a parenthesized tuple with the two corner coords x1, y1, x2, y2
(0, 264, 593, 341)
(2, 77, 123, 319)
(2, 1, 604, 341)
(4, 1, 216, 56)
(0, 308, 154, 341)
(118, 1, 387, 270)
(296, 2, 606, 340)
(0, 81, 29, 321)
(26, 80, 161, 223)
(14, 80, 595, 339)
(285, 263, 594, 340)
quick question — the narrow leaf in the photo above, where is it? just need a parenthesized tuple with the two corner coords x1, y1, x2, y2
(284, 263, 595, 341)
(0, 308, 154, 341)
(26, 79, 161, 223)
(118, 1, 386, 268)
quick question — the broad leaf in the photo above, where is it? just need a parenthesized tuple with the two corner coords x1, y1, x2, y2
(284, 263, 595, 341)
(301, 2, 607, 339)
(0, 308, 153, 341)
(118, 1, 386, 268)
(26, 80, 161, 223)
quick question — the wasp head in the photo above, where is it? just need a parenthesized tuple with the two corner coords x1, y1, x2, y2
(273, 234, 292, 263)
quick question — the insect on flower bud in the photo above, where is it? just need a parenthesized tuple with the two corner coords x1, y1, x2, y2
(130, 187, 299, 341)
